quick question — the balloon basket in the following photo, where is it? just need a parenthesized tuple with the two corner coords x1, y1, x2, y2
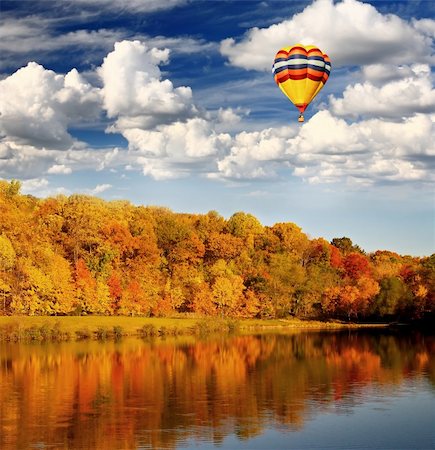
(298, 114, 304, 123)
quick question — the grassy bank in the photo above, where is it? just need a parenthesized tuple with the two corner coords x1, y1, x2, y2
(0, 316, 387, 343)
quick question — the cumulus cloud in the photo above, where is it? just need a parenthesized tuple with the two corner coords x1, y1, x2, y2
(0, 42, 138, 179)
(0, 39, 209, 181)
(21, 178, 49, 194)
(95, 40, 235, 179)
(0, 138, 126, 181)
(220, 0, 435, 70)
(0, 62, 101, 149)
(0, 140, 71, 180)
(289, 112, 434, 184)
(217, 108, 244, 125)
(99, 40, 198, 130)
(212, 126, 297, 180)
(412, 18, 435, 38)
(330, 64, 435, 119)
(1, 37, 433, 188)
(126, 118, 231, 179)
(47, 164, 72, 175)
(213, 111, 435, 185)
(361, 64, 416, 85)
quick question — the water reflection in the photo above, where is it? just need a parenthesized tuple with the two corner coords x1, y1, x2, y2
(0, 331, 434, 449)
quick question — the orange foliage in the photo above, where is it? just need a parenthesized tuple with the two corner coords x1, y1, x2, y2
(108, 272, 122, 312)
(0, 180, 432, 321)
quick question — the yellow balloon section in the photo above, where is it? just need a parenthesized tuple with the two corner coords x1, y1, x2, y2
(272, 44, 331, 121)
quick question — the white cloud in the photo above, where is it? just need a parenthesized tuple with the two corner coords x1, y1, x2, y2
(0, 138, 127, 181)
(72, 0, 187, 13)
(289, 111, 435, 186)
(213, 107, 250, 134)
(0, 39, 209, 181)
(140, 36, 217, 55)
(19, 177, 71, 197)
(412, 18, 435, 38)
(0, 62, 101, 149)
(0, 140, 63, 179)
(21, 178, 49, 194)
(329, 64, 435, 119)
(99, 40, 197, 130)
(95, 40, 235, 179)
(127, 118, 232, 180)
(58, 147, 128, 173)
(91, 183, 112, 194)
(212, 126, 298, 180)
(0, 20, 124, 56)
(361, 64, 416, 85)
(213, 111, 435, 185)
(47, 164, 72, 175)
(0, 48, 131, 179)
(1, 63, 72, 149)
(1, 38, 433, 189)
(217, 108, 243, 125)
(220, 0, 435, 70)
(0, 16, 215, 72)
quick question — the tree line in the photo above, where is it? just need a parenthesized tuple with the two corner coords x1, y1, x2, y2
(0, 180, 433, 321)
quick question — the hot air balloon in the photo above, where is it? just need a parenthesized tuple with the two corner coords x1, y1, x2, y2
(272, 44, 331, 122)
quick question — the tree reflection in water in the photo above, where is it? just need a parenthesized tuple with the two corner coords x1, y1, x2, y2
(0, 330, 434, 449)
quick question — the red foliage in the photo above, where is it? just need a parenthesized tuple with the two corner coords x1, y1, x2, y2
(343, 253, 371, 280)
(399, 265, 415, 283)
(330, 245, 342, 268)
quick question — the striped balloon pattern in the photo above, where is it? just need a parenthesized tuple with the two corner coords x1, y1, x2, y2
(272, 44, 331, 121)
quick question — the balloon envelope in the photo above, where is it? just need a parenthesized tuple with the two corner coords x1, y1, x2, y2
(272, 44, 331, 120)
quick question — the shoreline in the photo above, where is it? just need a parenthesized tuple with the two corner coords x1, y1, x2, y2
(0, 316, 392, 342)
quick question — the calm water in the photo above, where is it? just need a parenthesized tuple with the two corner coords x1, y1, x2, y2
(0, 330, 434, 450)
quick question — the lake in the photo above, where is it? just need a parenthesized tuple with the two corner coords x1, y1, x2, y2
(0, 329, 434, 449)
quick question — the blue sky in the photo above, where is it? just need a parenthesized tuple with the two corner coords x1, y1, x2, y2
(0, 0, 434, 256)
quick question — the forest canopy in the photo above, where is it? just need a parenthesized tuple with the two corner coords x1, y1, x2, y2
(0, 180, 433, 321)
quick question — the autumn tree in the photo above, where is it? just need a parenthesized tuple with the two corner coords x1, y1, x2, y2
(0, 233, 15, 313)
(193, 210, 226, 240)
(226, 212, 263, 249)
(0, 180, 22, 200)
(204, 232, 244, 263)
(420, 255, 435, 317)
(372, 277, 411, 319)
(107, 271, 123, 313)
(0, 178, 431, 322)
(298, 241, 340, 318)
(269, 222, 309, 262)
(60, 195, 107, 264)
(323, 277, 379, 321)
(343, 253, 371, 280)
(118, 279, 157, 316)
(370, 251, 402, 278)
(75, 259, 111, 315)
(265, 253, 306, 318)
(208, 259, 245, 316)
(331, 237, 363, 255)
